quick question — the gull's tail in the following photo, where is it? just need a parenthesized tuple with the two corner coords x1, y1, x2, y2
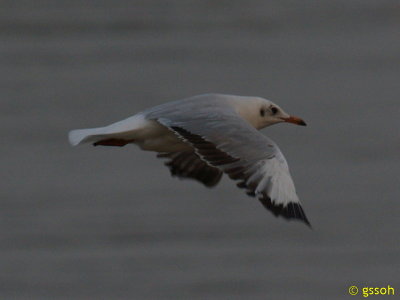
(68, 114, 147, 146)
(68, 127, 106, 146)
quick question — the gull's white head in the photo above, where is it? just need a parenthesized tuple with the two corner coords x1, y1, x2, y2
(234, 96, 307, 129)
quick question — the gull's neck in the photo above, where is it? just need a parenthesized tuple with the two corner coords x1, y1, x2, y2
(229, 97, 264, 129)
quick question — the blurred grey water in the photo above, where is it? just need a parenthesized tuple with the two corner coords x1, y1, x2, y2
(1, 1, 399, 299)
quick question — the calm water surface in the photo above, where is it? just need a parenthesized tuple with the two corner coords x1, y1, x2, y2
(1, 1, 399, 299)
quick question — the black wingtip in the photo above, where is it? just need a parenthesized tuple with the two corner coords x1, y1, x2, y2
(258, 197, 312, 228)
(291, 202, 312, 228)
(283, 202, 312, 228)
(301, 214, 312, 229)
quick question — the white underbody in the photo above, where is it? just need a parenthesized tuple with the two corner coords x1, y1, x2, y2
(68, 94, 276, 153)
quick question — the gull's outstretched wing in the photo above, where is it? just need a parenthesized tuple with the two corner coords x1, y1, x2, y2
(157, 151, 222, 187)
(146, 99, 310, 226)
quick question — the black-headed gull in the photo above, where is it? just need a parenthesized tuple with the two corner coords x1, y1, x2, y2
(69, 94, 310, 226)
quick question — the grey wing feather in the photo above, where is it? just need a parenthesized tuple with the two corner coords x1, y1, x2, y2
(145, 96, 310, 226)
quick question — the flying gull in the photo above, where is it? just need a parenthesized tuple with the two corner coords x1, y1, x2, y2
(68, 94, 311, 226)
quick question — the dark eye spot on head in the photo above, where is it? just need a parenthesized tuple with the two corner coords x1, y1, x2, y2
(260, 108, 265, 117)
(271, 107, 278, 115)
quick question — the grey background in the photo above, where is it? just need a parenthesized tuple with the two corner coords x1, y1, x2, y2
(1, 1, 399, 299)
